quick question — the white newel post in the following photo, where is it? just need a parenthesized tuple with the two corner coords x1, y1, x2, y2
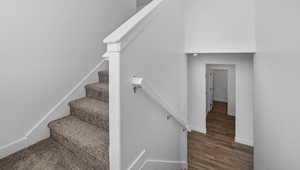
(103, 42, 122, 170)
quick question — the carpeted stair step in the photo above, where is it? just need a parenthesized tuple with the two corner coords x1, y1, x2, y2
(0, 139, 96, 170)
(69, 97, 109, 130)
(85, 83, 108, 102)
(98, 71, 109, 83)
(48, 116, 109, 169)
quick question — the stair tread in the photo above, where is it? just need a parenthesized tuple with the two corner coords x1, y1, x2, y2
(49, 116, 108, 161)
(0, 139, 95, 170)
(86, 83, 108, 92)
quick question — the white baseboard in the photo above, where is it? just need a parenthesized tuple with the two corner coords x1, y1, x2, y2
(140, 160, 187, 170)
(128, 149, 147, 170)
(185, 49, 256, 54)
(191, 125, 206, 134)
(235, 136, 253, 147)
(127, 149, 187, 170)
(227, 112, 235, 116)
(213, 99, 228, 103)
(0, 60, 107, 159)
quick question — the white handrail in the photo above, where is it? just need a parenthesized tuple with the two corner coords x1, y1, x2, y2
(131, 77, 191, 132)
(103, 0, 163, 44)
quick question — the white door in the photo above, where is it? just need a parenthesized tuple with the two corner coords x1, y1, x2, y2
(206, 70, 214, 113)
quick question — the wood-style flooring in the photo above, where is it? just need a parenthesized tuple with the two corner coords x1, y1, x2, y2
(188, 101, 253, 170)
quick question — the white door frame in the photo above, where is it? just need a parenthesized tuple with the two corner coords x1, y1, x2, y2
(206, 64, 236, 116)
(206, 69, 214, 113)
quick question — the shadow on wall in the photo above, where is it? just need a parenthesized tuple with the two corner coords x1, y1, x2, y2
(137, 0, 153, 10)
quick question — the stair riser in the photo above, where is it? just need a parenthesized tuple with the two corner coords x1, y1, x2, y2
(54, 140, 96, 170)
(98, 71, 109, 84)
(86, 87, 108, 103)
(50, 130, 109, 170)
(70, 107, 109, 131)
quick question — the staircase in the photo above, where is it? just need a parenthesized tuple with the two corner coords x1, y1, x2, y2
(0, 69, 109, 170)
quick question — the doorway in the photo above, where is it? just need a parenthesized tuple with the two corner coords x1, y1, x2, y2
(187, 56, 253, 170)
(206, 64, 236, 137)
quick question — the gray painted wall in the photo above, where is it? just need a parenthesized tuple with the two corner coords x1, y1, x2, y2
(184, 0, 255, 52)
(119, 0, 187, 168)
(213, 70, 228, 102)
(137, 0, 153, 10)
(255, 0, 300, 169)
(0, 0, 135, 155)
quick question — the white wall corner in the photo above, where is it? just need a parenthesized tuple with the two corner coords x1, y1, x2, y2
(235, 136, 253, 147)
(0, 60, 107, 159)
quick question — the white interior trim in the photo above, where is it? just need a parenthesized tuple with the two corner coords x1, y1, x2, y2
(0, 137, 27, 158)
(140, 159, 187, 170)
(213, 99, 228, 103)
(0, 59, 107, 159)
(26, 60, 107, 137)
(235, 136, 253, 146)
(107, 52, 122, 170)
(191, 125, 207, 134)
(103, 1, 166, 169)
(127, 149, 147, 170)
(186, 49, 256, 54)
(103, 0, 163, 44)
(103, 0, 163, 56)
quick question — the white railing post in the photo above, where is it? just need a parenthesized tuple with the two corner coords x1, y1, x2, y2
(103, 44, 122, 170)
(102, 0, 186, 169)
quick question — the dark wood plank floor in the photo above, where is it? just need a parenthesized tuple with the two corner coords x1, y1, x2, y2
(211, 101, 228, 115)
(188, 101, 253, 170)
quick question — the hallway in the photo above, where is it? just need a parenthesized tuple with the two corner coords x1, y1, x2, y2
(188, 101, 253, 170)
